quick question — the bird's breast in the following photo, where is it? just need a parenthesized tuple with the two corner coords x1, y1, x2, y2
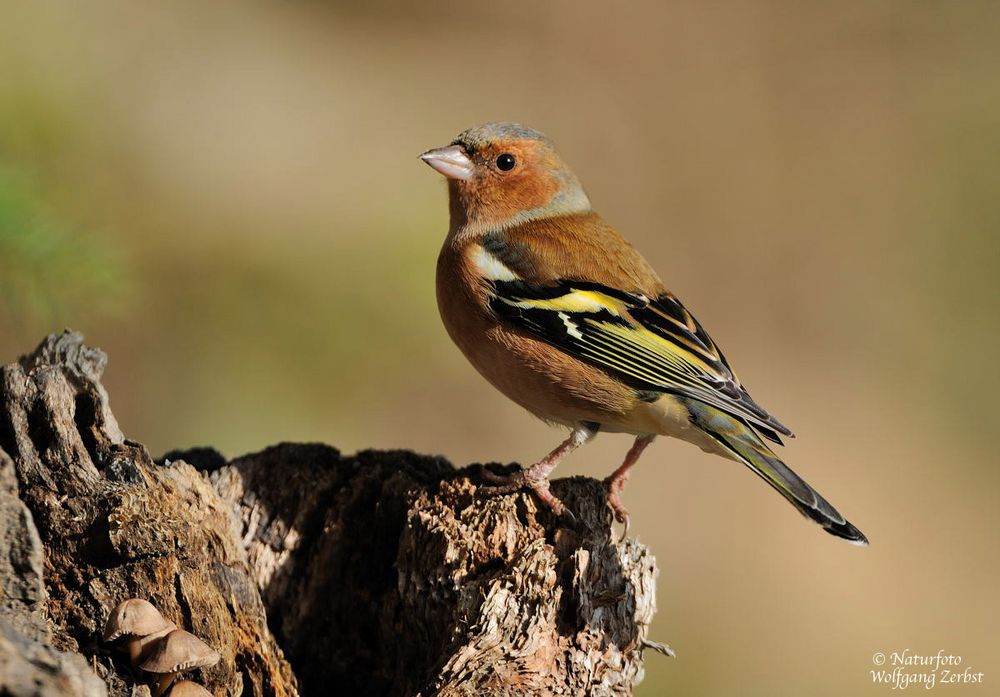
(435, 240, 640, 428)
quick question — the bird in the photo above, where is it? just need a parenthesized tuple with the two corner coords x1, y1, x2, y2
(420, 122, 867, 545)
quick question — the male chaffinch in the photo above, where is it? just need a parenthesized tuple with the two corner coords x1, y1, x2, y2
(421, 122, 867, 545)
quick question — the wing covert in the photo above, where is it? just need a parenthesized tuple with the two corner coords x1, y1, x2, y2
(488, 278, 793, 441)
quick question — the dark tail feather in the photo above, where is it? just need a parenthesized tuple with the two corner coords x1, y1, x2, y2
(684, 399, 869, 545)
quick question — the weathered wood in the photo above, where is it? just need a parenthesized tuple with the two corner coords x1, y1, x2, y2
(0, 332, 295, 696)
(0, 332, 660, 696)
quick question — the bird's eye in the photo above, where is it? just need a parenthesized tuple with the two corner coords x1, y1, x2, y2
(496, 153, 516, 171)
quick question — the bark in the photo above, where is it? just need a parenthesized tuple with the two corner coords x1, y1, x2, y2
(0, 332, 660, 696)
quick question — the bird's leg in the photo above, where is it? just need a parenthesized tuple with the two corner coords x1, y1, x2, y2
(604, 434, 656, 537)
(480, 424, 597, 516)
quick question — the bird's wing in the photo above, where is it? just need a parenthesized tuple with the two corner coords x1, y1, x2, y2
(487, 278, 793, 442)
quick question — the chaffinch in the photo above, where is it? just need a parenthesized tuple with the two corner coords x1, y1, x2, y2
(421, 122, 867, 545)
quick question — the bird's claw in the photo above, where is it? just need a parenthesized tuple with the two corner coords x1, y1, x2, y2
(479, 467, 528, 494)
(604, 478, 632, 541)
(480, 466, 521, 486)
(479, 470, 574, 520)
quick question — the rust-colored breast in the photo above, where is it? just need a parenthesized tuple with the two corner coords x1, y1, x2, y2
(435, 237, 639, 428)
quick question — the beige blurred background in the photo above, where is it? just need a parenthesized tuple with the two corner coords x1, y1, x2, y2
(2, 1, 998, 694)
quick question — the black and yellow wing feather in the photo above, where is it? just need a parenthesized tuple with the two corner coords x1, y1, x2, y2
(487, 279, 793, 443)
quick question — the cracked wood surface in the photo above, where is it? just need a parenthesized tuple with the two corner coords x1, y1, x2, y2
(0, 332, 659, 696)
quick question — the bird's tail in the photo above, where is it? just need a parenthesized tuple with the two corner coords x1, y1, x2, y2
(684, 399, 868, 545)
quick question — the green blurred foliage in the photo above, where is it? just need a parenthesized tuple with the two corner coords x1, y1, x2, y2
(0, 167, 126, 332)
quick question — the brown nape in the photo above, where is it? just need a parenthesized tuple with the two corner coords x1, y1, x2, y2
(454, 139, 561, 228)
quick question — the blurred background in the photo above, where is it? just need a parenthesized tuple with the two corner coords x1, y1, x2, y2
(2, 1, 998, 694)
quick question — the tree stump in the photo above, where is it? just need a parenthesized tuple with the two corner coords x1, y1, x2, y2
(0, 332, 660, 696)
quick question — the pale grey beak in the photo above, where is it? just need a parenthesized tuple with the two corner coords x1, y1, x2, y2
(420, 144, 474, 181)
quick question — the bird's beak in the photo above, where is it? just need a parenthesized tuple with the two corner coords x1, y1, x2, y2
(419, 145, 474, 181)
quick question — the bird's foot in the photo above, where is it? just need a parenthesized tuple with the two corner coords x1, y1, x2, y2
(603, 476, 631, 541)
(479, 467, 520, 486)
(479, 466, 572, 518)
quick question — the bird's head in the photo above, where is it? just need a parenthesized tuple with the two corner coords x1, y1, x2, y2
(420, 122, 591, 232)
